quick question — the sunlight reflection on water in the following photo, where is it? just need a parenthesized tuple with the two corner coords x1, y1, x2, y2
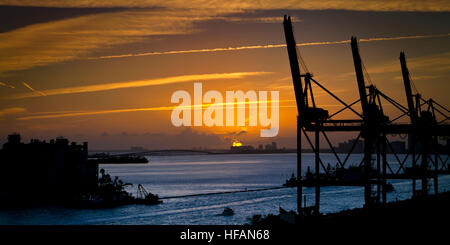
(0, 153, 449, 225)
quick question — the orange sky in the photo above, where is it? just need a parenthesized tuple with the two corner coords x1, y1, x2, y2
(0, 1, 449, 149)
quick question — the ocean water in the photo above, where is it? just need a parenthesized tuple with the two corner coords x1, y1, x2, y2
(0, 153, 449, 225)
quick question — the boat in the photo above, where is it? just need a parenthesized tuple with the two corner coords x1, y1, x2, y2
(90, 153, 149, 164)
(135, 184, 163, 205)
(283, 173, 298, 187)
(283, 165, 376, 187)
(222, 207, 234, 216)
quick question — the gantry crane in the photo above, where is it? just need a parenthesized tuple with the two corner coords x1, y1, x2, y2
(282, 15, 450, 215)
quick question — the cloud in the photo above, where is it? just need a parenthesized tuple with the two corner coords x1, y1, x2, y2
(1, 1, 449, 12)
(222, 129, 248, 141)
(7, 71, 270, 99)
(0, 1, 447, 75)
(89, 33, 450, 60)
(0, 82, 15, 88)
(340, 51, 450, 78)
(16, 106, 176, 120)
(0, 9, 216, 74)
(0, 2, 446, 78)
(376, 52, 450, 74)
(216, 16, 302, 23)
(90, 44, 286, 60)
(0, 107, 26, 117)
(89, 128, 226, 149)
(393, 74, 441, 81)
(22, 82, 46, 96)
(340, 44, 450, 88)
(16, 98, 295, 120)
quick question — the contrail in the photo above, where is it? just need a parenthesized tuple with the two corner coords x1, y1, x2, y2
(9, 72, 269, 99)
(88, 44, 287, 60)
(0, 82, 15, 89)
(0, 107, 26, 117)
(17, 98, 372, 120)
(22, 82, 46, 96)
(88, 34, 450, 60)
(16, 99, 296, 120)
(15, 102, 352, 121)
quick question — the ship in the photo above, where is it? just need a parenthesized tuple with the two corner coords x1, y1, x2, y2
(73, 170, 162, 208)
(135, 184, 163, 205)
(284, 165, 374, 187)
(284, 166, 396, 191)
(89, 153, 149, 164)
(222, 207, 234, 216)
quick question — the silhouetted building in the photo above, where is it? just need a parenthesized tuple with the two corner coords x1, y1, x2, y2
(230, 145, 254, 153)
(0, 133, 98, 204)
(130, 146, 147, 152)
(336, 139, 363, 153)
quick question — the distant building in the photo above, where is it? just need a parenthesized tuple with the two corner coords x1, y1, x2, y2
(130, 146, 147, 152)
(230, 140, 255, 153)
(336, 139, 363, 153)
(272, 142, 277, 150)
(230, 144, 254, 153)
(0, 133, 98, 203)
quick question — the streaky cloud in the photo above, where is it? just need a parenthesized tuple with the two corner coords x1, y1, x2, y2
(0, 107, 27, 117)
(0, 82, 15, 88)
(338, 51, 450, 78)
(7, 72, 271, 99)
(22, 82, 46, 96)
(89, 34, 450, 60)
(16, 99, 296, 120)
(1, 1, 449, 12)
(0, 9, 211, 74)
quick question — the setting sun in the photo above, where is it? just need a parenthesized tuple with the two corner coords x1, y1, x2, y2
(232, 140, 243, 147)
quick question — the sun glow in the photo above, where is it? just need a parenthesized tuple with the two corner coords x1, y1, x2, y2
(232, 140, 243, 147)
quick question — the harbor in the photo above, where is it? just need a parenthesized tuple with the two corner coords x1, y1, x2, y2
(0, 4, 449, 239)
(0, 153, 449, 225)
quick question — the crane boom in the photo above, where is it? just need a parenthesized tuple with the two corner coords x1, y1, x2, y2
(350, 37, 369, 117)
(283, 15, 304, 114)
(350, 36, 374, 204)
(400, 52, 417, 124)
(283, 15, 304, 214)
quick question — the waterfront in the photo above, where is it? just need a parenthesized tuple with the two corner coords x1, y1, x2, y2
(0, 153, 449, 225)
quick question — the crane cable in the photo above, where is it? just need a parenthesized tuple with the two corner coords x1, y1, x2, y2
(359, 47, 373, 86)
(296, 46, 309, 74)
(291, 25, 310, 73)
(408, 71, 419, 95)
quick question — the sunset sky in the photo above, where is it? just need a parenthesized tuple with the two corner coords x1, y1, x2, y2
(0, 1, 449, 150)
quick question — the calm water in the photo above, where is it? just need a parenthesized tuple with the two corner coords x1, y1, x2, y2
(0, 153, 449, 225)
